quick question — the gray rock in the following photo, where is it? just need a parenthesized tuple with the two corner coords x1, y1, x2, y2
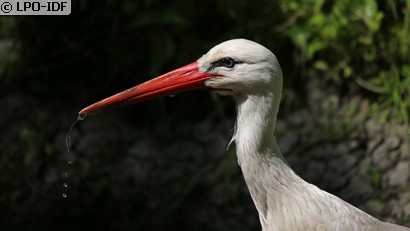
(404, 203, 410, 217)
(347, 139, 360, 151)
(323, 170, 347, 190)
(367, 134, 383, 154)
(329, 154, 359, 174)
(372, 144, 391, 170)
(385, 136, 401, 151)
(366, 200, 385, 214)
(309, 144, 333, 158)
(399, 192, 410, 217)
(388, 161, 410, 187)
(342, 174, 373, 200)
(400, 142, 410, 160)
(332, 143, 351, 157)
(366, 119, 383, 138)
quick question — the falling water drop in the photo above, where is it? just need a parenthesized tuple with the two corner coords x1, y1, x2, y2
(62, 114, 87, 199)
(66, 114, 87, 152)
(78, 114, 87, 121)
(169, 95, 175, 98)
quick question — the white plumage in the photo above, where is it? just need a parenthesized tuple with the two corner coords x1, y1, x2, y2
(80, 39, 409, 231)
(201, 39, 409, 231)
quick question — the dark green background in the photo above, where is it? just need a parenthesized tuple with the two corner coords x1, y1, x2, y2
(1, 0, 409, 230)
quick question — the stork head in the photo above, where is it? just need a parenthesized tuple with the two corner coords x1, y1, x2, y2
(199, 39, 282, 96)
(79, 39, 282, 115)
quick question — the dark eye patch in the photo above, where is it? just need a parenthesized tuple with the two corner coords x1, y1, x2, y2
(208, 57, 242, 71)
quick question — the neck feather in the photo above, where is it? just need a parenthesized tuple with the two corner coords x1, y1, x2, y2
(233, 92, 283, 166)
(233, 92, 307, 226)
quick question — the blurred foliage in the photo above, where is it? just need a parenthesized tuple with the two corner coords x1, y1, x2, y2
(0, 17, 19, 82)
(20, 128, 54, 166)
(279, 0, 410, 126)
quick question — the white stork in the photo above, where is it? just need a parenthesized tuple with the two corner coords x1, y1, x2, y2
(79, 39, 409, 231)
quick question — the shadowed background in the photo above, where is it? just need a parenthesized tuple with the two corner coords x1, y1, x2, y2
(1, 0, 409, 230)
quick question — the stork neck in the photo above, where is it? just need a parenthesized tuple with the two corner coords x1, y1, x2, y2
(234, 92, 304, 227)
(234, 93, 284, 165)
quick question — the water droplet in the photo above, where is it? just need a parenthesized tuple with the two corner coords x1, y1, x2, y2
(169, 95, 175, 98)
(66, 114, 86, 152)
(65, 136, 71, 153)
(78, 114, 87, 121)
(64, 172, 70, 178)
(62, 115, 85, 199)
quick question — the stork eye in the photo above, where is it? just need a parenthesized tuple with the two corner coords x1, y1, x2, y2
(209, 57, 241, 71)
(221, 57, 235, 68)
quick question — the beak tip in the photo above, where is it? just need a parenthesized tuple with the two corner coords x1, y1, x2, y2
(78, 108, 88, 115)
(77, 108, 92, 120)
(79, 106, 94, 116)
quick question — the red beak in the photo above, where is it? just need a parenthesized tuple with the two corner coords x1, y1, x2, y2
(79, 62, 214, 115)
